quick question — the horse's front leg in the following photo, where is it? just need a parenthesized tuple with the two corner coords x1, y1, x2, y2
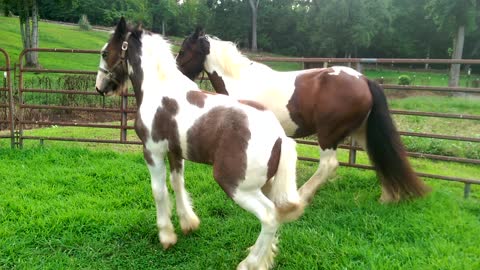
(145, 147, 177, 249)
(167, 153, 200, 235)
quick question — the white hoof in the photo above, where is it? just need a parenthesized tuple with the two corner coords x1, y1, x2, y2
(180, 213, 200, 235)
(159, 230, 177, 250)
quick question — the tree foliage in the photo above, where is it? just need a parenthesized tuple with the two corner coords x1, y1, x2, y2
(1, 0, 479, 61)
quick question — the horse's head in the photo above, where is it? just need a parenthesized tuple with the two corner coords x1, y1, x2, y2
(176, 27, 210, 81)
(96, 17, 141, 96)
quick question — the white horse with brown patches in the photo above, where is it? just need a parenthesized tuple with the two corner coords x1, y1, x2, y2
(95, 18, 320, 270)
(177, 28, 430, 203)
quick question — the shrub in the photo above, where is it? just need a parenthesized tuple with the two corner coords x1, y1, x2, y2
(78, 14, 92, 31)
(398, 75, 411, 85)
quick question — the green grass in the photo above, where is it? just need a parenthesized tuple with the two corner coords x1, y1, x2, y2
(364, 69, 480, 87)
(0, 143, 479, 269)
(389, 96, 480, 159)
(0, 16, 108, 70)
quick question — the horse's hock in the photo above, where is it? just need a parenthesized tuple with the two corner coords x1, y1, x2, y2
(0, 47, 479, 197)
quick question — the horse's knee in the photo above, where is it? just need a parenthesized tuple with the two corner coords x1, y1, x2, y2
(276, 201, 305, 223)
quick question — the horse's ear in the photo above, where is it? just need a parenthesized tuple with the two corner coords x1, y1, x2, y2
(197, 26, 205, 36)
(114, 17, 128, 38)
(132, 23, 143, 38)
(192, 26, 204, 40)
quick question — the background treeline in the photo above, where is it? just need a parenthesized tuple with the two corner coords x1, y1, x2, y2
(2, 0, 480, 59)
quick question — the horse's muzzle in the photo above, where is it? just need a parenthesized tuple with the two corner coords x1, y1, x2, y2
(96, 87, 105, 96)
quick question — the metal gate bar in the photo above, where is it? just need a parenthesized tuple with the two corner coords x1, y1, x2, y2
(0, 48, 14, 148)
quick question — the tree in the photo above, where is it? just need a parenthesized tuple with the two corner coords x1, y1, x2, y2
(174, 0, 212, 35)
(248, 0, 259, 52)
(304, 0, 392, 57)
(426, 0, 479, 87)
(149, 0, 178, 35)
(18, 0, 40, 67)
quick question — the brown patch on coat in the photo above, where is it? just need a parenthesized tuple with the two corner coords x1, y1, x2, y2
(186, 90, 208, 108)
(167, 152, 183, 173)
(266, 137, 282, 180)
(151, 97, 183, 170)
(207, 71, 229, 95)
(239, 99, 266, 111)
(286, 68, 372, 149)
(134, 112, 154, 166)
(186, 106, 251, 197)
(143, 148, 155, 166)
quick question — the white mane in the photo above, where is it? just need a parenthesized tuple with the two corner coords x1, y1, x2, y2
(140, 32, 179, 81)
(205, 36, 261, 79)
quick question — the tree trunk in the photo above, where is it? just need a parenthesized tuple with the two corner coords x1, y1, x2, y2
(31, 0, 39, 67)
(24, 11, 33, 66)
(248, 0, 259, 52)
(162, 20, 166, 36)
(425, 46, 430, 70)
(449, 25, 465, 87)
(18, 0, 35, 66)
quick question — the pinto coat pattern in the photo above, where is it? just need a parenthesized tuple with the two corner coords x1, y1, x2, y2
(95, 18, 317, 270)
(177, 29, 430, 202)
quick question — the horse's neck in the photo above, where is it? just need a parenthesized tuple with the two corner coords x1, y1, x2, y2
(136, 64, 198, 103)
(209, 56, 272, 80)
(135, 36, 198, 100)
(207, 57, 279, 97)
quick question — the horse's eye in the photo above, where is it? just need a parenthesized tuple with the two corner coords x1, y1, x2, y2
(101, 51, 108, 59)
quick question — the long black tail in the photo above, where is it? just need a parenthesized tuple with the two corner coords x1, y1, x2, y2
(365, 79, 430, 200)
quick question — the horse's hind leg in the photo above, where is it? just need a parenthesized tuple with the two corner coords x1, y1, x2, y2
(233, 188, 279, 270)
(351, 120, 400, 202)
(146, 149, 177, 249)
(298, 147, 339, 203)
(167, 153, 200, 235)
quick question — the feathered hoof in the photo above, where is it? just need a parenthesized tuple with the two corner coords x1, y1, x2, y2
(237, 238, 278, 270)
(180, 213, 200, 235)
(159, 230, 177, 250)
(379, 191, 400, 204)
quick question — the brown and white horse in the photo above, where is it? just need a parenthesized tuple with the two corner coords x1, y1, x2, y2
(176, 28, 430, 202)
(95, 18, 322, 270)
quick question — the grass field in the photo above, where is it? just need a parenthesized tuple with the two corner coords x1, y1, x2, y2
(0, 142, 479, 269)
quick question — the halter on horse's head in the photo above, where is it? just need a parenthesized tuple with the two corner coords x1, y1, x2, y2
(176, 27, 210, 81)
(95, 18, 144, 96)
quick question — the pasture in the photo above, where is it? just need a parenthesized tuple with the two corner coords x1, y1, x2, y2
(1, 15, 480, 269)
(1, 140, 479, 269)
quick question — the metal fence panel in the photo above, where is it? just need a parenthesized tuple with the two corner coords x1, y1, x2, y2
(11, 49, 480, 196)
(17, 48, 139, 147)
(0, 48, 14, 148)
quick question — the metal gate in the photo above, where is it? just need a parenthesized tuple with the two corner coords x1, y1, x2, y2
(0, 48, 14, 148)
(16, 48, 140, 147)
